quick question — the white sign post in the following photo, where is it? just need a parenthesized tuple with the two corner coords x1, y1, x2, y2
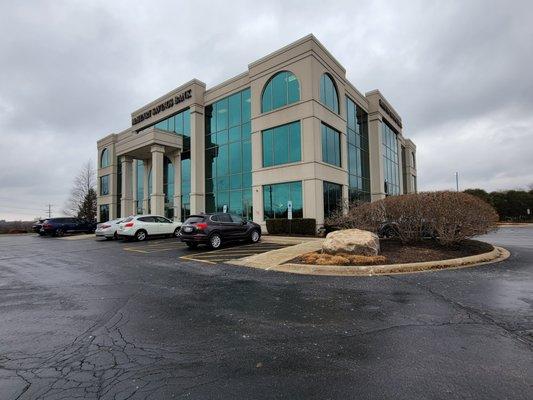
(223, 204, 228, 213)
(287, 201, 293, 220)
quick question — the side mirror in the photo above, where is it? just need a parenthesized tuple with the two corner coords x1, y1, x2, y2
(242, 220, 247, 225)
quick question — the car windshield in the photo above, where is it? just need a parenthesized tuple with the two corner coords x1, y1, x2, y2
(184, 216, 204, 224)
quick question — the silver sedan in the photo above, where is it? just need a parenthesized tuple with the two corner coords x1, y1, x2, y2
(95, 219, 123, 240)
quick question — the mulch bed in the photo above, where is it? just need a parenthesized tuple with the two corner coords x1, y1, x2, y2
(378, 239, 493, 265)
(292, 239, 494, 266)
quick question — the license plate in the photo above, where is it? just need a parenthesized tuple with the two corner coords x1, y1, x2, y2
(183, 226, 193, 233)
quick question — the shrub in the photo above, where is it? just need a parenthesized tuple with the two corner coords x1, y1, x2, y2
(265, 218, 316, 236)
(325, 191, 499, 246)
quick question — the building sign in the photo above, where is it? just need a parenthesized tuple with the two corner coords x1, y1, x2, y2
(287, 201, 293, 220)
(379, 98, 402, 129)
(131, 89, 192, 125)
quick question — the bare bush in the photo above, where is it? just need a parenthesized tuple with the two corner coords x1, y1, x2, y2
(325, 191, 499, 246)
(425, 191, 499, 245)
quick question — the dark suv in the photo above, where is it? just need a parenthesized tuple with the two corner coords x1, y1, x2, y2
(40, 218, 96, 237)
(180, 213, 261, 249)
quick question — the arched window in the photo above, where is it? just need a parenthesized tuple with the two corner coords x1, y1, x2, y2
(100, 148, 110, 168)
(261, 71, 300, 113)
(320, 73, 339, 113)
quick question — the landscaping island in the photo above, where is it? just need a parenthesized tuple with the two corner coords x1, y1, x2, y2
(292, 239, 494, 266)
(232, 191, 509, 275)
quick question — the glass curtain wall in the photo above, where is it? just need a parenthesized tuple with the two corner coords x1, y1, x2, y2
(382, 122, 400, 195)
(346, 97, 370, 202)
(205, 88, 252, 218)
(263, 181, 303, 219)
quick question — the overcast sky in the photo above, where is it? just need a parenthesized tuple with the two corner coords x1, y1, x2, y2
(1, 0, 532, 220)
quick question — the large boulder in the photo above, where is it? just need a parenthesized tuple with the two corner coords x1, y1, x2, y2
(322, 229, 380, 256)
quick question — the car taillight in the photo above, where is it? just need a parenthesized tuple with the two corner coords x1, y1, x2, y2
(43, 223, 52, 228)
(124, 222, 134, 228)
(195, 222, 208, 230)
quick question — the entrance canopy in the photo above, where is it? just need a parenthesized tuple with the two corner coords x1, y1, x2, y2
(116, 126, 183, 159)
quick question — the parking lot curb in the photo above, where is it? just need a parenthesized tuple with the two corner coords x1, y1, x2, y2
(228, 242, 510, 276)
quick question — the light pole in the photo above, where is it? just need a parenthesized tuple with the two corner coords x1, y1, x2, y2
(455, 172, 459, 192)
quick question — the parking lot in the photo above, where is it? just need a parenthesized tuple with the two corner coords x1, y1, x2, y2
(98, 236, 290, 263)
(0, 227, 532, 399)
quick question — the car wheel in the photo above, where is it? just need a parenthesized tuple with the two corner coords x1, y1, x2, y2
(55, 228, 65, 237)
(250, 229, 261, 243)
(185, 242, 198, 249)
(208, 233, 222, 249)
(173, 228, 181, 238)
(135, 230, 147, 241)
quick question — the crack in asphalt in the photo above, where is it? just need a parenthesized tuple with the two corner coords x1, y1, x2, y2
(388, 275, 533, 348)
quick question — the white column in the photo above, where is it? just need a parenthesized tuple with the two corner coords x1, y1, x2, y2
(120, 156, 134, 217)
(150, 145, 165, 216)
(172, 151, 182, 221)
(132, 160, 137, 213)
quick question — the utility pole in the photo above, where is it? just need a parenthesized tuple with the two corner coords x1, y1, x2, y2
(45, 204, 53, 218)
(455, 172, 459, 192)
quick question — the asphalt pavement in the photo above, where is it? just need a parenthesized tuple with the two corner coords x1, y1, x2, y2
(0, 228, 531, 399)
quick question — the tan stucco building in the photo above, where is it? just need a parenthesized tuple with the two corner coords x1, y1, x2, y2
(96, 34, 417, 230)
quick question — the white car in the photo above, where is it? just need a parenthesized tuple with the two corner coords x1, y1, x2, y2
(95, 218, 123, 240)
(117, 215, 182, 241)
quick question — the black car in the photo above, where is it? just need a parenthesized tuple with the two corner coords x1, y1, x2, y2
(180, 213, 261, 249)
(32, 219, 46, 234)
(378, 221, 436, 239)
(40, 218, 96, 237)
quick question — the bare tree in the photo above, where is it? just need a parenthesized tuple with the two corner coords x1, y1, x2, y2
(64, 160, 96, 218)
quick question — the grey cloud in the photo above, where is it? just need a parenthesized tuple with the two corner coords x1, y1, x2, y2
(1, 0, 532, 220)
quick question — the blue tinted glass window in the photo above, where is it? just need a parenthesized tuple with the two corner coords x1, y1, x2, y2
(229, 126, 240, 143)
(100, 175, 109, 195)
(262, 121, 301, 167)
(242, 88, 251, 122)
(261, 71, 300, 113)
(217, 98, 228, 130)
(229, 142, 242, 174)
(262, 181, 303, 219)
(320, 73, 339, 114)
(323, 181, 342, 218)
(321, 123, 341, 167)
(228, 92, 241, 127)
(99, 204, 109, 223)
(273, 124, 289, 165)
(262, 129, 273, 167)
(100, 148, 110, 168)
